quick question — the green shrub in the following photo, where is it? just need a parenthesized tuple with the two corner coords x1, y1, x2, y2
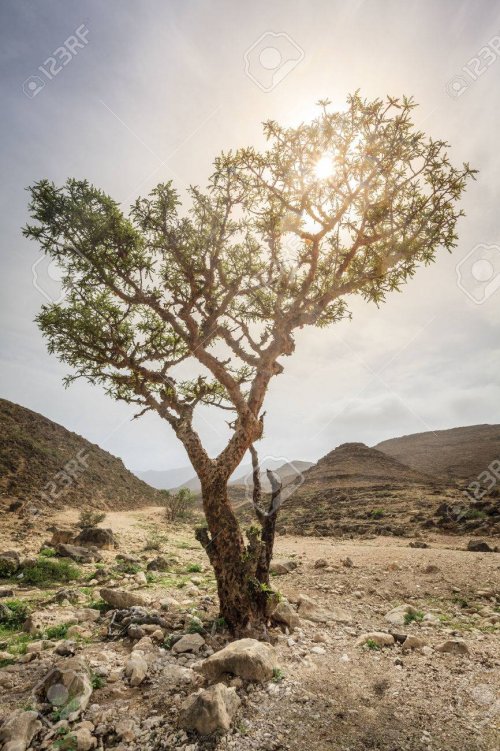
(370, 509, 385, 519)
(0, 559, 18, 579)
(39, 547, 57, 557)
(114, 561, 141, 575)
(186, 563, 202, 573)
(365, 639, 381, 650)
(0, 599, 30, 628)
(43, 623, 69, 640)
(91, 672, 105, 689)
(22, 558, 80, 585)
(0, 657, 15, 668)
(404, 610, 424, 625)
(272, 667, 285, 683)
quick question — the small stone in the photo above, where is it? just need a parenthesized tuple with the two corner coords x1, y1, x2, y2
(314, 559, 328, 569)
(402, 636, 427, 651)
(355, 632, 395, 648)
(271, 600, 300, 630)
(99, 588, 148, 609)
(124, 650, 148, 686)
(467, 539, 495, 553)
(179, 683, 241, 735)
(134, 571, 147, 586)
(436, 639, 470, 655)
(172, 633, 205, 654)
(310, 646, 326, 655)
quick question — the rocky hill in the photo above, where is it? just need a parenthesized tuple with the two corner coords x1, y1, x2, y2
(259, 442, 500, 538)
(375, 424, 500, 482)
(0, 398, 162, 511)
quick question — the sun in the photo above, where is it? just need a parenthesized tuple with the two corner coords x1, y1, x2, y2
(314, 153, 335, 180)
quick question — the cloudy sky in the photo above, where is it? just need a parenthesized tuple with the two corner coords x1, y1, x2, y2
(1, 0, 499, 474)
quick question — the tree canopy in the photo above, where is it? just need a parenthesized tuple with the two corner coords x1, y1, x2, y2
(24, 94, 475, 483)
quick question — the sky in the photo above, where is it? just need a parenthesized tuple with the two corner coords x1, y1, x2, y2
(1, 0, 499, 474)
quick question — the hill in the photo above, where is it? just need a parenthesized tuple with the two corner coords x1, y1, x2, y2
(0, 398, 162, 511)
(265, 442, 455, 537)
(134, 466, 195, 490)
(375, 424, 500, 482)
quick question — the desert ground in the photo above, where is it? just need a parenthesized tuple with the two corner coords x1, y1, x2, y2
(0, 506, 499, 751)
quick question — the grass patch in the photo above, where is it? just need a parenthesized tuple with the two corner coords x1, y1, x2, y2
(0, 599, 30, 629)
(369, 509, 385, 519)
(186, 563, 202, 573)
(43, 623, 69, 640)
(91, 672, 105, 689)
(22, 558, 80, 585)
(364, 639, 381, 651)
(39, 547, 57, 558)
(114, 561, 142, 575)
(404, 610, 424, 625)
(272, 667, 285, 683)
(0, 657, 15, 668)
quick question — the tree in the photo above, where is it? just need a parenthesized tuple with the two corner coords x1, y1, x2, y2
(24, 94, 475, 631)
(161, 487, 196, 522)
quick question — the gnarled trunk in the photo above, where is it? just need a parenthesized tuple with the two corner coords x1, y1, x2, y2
(195, 473, 277, 632)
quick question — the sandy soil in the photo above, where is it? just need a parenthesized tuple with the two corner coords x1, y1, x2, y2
(0, 506, 499, 751)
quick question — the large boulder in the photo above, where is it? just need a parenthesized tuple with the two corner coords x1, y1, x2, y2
(99, 588, 148, 609)
(269, 560, 297, 575)
(201, 638, 278, 683)
(384, 603, 421, 626)
(179, 683, 240, 735)
(0, 709, 42, 751)
(74, 527, 115, 550)
(0, 550, 21, 577)
(36, 657, 92, 721)
(467, 539, 496, 553)
(48, 527, 75, 545)
(56, 544, 102, 563)
(356, 632, 395, 648)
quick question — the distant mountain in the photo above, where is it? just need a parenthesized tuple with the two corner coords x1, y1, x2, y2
(170, 458, 314, 494)
(375, 424, 500, 482)
(134, 466, 195, 490)
(0, 398, 162, 511)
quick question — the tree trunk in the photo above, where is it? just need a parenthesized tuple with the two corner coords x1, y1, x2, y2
(195, 474, 272, 632)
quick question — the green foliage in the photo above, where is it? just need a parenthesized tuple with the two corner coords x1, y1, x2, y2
(87, 598, 109, 613)
(78, 509, 106, 528)
(364, 639, 381, 651)
(162, 488, 196, 523)
(211, 616, 227, 632)
(163, 634, 176, 650)
(0, 599, 30, 628)
(186, 562, 202, 573)
(143, 531, 168, 551)
(22, 557, 80, 585)
(0, 558, 18, 579)
(114, 560, 142, 575)
(370, 508, 385, 519)
(39, 547, 57, 557)
(187, 618, 205, 634)
(43, 623, 69, 639)
(91, 672, 105, 689)
(0, 657, 15, 668)
(404, 610, 424, 625)
(272, 667, 285, 683)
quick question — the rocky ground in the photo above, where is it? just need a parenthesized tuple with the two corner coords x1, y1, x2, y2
(0, 506, 499, 751)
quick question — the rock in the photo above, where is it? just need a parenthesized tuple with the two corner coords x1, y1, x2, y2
(342, 557, 354, 568)
(55, 640, 77, 657)
(0, 588, 14, 598)
(0, 550, 21, 576)
(127, 624, 145, 640)
(23, 609, 79, 636)
(436, 639, 470, 655)
(355, 632, 395, 648)
(172, 633, 206, 654)
(409, 541, 429, 548)
(74, 527, 115, 549)
(37, 657, 92, 721)
(48, 527, 75, 545)
(99, 588, 147, 609)
(179, 683, 241, 735)
(423, 564, 440, 574)
(73, 727, 97, 750)
(270, 600, 300, 630)
(269, 560, 297, 575)
(201, 638, 278, 683)
(314, 558, 328, 569)
(115, 718, 137, 742)
(384, 604, 420, 626)
(67, 625, 91, 639)
(163, 664, 199, 687)
(134, 571, 147, 586)
(56, 544, 102, 563)
(147, 556, 170, 572)
(297, 594, 350, 624)
(124, 650, 148, 686)
(402, 635, 427, 651)
(310, 646, 326, 655)
(0, 709, 42, 751)
(159, 596, 179, 610)
(467, 539, 495, 553)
